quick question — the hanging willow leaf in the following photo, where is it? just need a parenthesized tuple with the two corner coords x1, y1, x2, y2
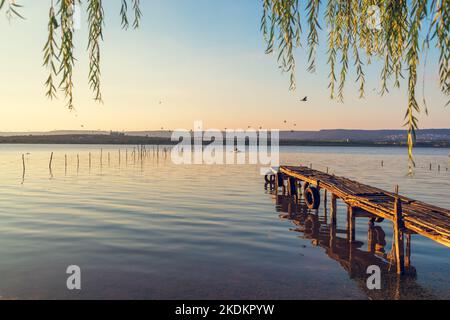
(43, 4, 59, 100)
(261, 0, 302, 91)
(431, 0, 449, 103)
(306, 0, 321, 73)
(120, 0, 129, 29)
(132, 0, 141, 29)
(326, 0, 337, 99)
(1, 0, 24, 20)
(405, 0, 427, 174)
(58, 0, 76, 110)
(87, 0, 104, 102)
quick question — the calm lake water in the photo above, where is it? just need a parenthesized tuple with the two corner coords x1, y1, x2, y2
(0, 144, 448, 299)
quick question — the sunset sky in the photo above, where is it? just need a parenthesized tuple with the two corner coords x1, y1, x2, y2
(0, 0, 448, 132)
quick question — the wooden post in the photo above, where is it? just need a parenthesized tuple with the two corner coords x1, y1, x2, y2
(288, 177, 297, 200)
(275, 173, 283, 195)
(297, 181, 302, 198)
(405, 233, 411, 271)
(65, 154, 67, 174)
(329, 224, 336, 252)
(330, 194, 337, 226)
(89, 152, 92, 170)
(22, 154, 26, 181)
(348, 205, 356, 242)
(77, 154, 80, 172)
(49, 152, 53, 171)
(367, 224, 375, 253)
(394, 196, 405, 275)
(276, 174, 285, 195)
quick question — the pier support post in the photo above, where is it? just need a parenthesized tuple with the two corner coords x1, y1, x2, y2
(368, 223, 375, 253)
(329, 224, 336, 252)
(296, 181, 302, 200)
(330, 194, 337, 226)
(275, 173, 283, 195)
(347, 205, 355, 242)
(288, 177, 297, 200)
(405, 233, 411, 271)
(394, 197, 405, 275)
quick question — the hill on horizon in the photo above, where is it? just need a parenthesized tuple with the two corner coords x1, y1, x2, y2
(1, 128, 450, 142)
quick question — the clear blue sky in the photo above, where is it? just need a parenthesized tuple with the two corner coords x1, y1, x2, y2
(0, 0, 448, 132)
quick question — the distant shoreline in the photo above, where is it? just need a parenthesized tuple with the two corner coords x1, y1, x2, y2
(0, 134, 449, 148)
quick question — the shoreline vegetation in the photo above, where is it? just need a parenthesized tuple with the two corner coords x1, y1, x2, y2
(0, 134, 449, 148)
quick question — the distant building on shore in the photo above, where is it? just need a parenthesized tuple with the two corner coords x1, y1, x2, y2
(110, 131, 125, 137)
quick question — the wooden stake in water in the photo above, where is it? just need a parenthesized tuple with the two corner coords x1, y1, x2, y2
(21, 154, 26, 183)
(77, 154, 80, 173)
(49, 152, 53, 171)
(65, 154, 67, 175)
(119, 149, 121, 166)
(108, 152, 110, 166)
(89, 152, 92, 170)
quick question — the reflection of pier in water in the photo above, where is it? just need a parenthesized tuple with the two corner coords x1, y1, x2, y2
(269, 192, 437, 299)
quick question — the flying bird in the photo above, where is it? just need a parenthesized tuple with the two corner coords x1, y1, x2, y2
(300, 96, 308, 102)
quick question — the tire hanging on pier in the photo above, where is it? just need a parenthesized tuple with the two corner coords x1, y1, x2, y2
(304, 186, 320, 210)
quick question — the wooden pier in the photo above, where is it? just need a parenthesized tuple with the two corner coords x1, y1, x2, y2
(265, 165, 450, 274)
(273, 195, 436, 299)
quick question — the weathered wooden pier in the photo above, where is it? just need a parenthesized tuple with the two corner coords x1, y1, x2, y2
(265, 165, 450, 275)
(273, 195, 436, 299)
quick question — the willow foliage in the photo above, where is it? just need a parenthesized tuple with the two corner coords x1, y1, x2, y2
(1, 0, 449, 172)
(1, 0, 140, 109)
(261, 0, 448, 173)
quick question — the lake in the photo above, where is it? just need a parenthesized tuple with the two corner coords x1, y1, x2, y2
(0, 144, 448, 299)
